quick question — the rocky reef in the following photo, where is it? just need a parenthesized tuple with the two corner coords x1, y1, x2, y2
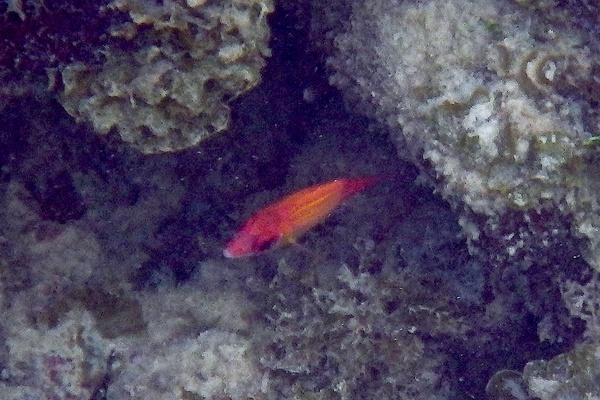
(2, 0, 600, 399)
(329, 0, 600, 273)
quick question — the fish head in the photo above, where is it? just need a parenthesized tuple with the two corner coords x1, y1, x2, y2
(223, 215, 283, 258)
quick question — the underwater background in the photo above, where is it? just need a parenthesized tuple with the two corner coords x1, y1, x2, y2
(1, 0, 600, 398)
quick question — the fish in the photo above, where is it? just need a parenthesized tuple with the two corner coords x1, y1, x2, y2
(223, 176, 378, 258)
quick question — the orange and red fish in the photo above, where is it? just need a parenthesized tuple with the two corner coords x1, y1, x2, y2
(223, 176, 378, 258)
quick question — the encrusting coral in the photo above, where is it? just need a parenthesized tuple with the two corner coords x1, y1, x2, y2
(58, 0, 274, 153)
(328, 0, 600, 272)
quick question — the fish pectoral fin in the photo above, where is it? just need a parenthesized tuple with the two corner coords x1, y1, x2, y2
(255, 235, 283, 253)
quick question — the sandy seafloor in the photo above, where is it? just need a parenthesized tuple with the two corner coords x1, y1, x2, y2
(1, 0, 600, 399)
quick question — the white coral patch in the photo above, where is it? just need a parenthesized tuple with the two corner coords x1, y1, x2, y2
(463, 100, 500, 158)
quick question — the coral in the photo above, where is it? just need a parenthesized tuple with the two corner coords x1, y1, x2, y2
(522, 343, 600, 399)
(328, 0, 600, 272)
(483, 272, 600, 400)
(258, 262, 468, 399)
(513, 274, 600, 399)
(0, 1, 113, 114)
(0, 119, 267, 397)
(0, 271, 263, 399)
(561, 274, 600, 341)
(106, 329, 264, 400)
(0, 182, 264, 398)
(136, 274, 257, 341)
(58, 0, 274, 153)
(486, 369, 530, 400)
(100, 276, 263, 399)
(0, 181, 102, 292)
(0, 301, 113, 399)
(0, 1, 111, 74)
(1, 0, 274, 153)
